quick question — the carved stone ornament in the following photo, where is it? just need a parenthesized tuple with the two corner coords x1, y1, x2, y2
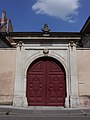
(43, 49, 49, 54)
(18, 41, 23, 51)
(42, 24, 50, 33)
(70, 41, 74, 47)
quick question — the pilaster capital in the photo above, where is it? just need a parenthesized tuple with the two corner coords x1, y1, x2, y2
(16, 41, 24, 51)
(68, 41, 76, 47)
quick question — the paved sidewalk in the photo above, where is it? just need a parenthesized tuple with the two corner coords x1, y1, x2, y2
(0, 106, 90, 120)
(0, 106, 90, 116)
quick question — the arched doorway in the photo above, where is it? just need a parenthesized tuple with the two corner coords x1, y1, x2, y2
(26, 57, 66, 106)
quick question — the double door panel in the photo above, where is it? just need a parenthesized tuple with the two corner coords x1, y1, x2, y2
(27, 58, 65, 106)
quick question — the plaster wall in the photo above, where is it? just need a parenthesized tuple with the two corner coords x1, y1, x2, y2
(77, 49, 90, 106)
(0, 49, 16, 104)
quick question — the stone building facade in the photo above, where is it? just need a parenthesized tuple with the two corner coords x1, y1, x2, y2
(0, 15, 90, 108)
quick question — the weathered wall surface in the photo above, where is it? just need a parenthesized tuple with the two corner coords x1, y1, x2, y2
(77, 49, 90, 107)
(0, 47, 90, 107)
(0, 49, 16, 104)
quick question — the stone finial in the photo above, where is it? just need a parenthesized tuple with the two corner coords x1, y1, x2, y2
(42, 23, 50, 33)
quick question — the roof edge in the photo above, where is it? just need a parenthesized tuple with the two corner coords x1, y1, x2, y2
(80, 16, 90, 34)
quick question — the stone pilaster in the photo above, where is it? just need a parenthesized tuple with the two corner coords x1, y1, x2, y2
(68, 41, 80, 107)
(13, 41, 27, 107)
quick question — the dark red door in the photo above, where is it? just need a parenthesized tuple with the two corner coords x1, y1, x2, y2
(26, 57, 66, 106)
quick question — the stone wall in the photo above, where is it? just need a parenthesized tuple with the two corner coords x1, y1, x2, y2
(77, 49, 90, 107)
(0, 47, 90, 107)
(0, 49, 16, 104)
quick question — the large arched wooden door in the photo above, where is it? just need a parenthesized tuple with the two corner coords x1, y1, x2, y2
(26, 57, 66, 106)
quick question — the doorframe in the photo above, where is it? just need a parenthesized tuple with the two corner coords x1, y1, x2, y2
(26, 56, 66, 106)
(13, 46, 79, 108)
(23, 53, 69, 108)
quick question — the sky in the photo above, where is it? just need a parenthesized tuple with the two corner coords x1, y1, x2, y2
(0, 0, 90, 32)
